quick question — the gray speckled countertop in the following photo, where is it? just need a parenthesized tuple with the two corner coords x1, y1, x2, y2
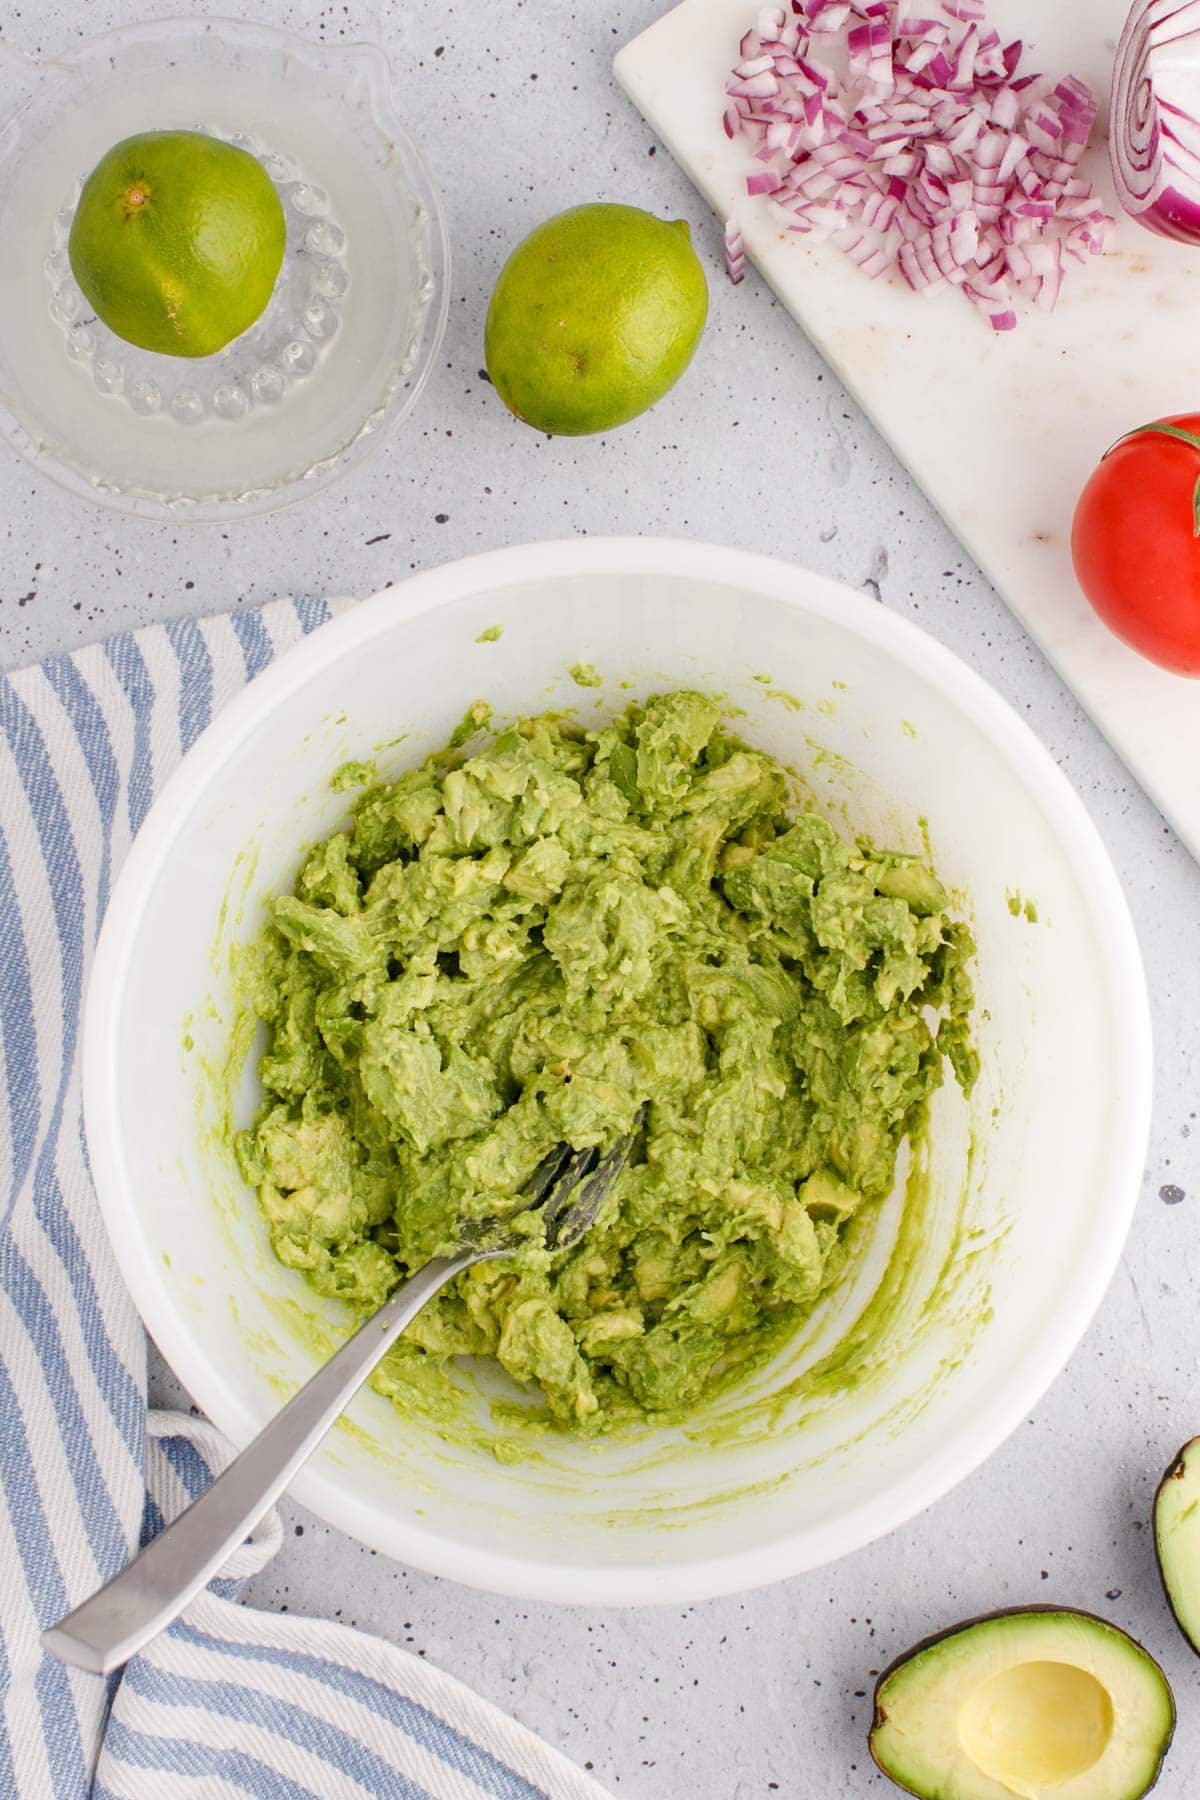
(5, 2, 1200, 1795)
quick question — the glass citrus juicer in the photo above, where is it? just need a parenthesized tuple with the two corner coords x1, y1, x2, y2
(0, 18, 449, 520)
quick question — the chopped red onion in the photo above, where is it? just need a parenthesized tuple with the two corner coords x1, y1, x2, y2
(722, 0, 1113, 322)
(1111, 0, 1200, 242)
(725, 218, 747, 284)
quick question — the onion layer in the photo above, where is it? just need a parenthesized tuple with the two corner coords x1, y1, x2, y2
(1111, 0, 1200, 242)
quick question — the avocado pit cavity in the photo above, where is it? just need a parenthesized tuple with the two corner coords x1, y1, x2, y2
(957, 1660, 1114, 1794)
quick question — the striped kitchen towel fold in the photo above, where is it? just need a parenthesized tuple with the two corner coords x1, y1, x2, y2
(0, 596, 613, 1800)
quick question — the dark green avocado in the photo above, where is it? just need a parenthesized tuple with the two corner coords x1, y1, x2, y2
(869, 1606, 1174, 1799)
(1155, 1436, 1200, 1657)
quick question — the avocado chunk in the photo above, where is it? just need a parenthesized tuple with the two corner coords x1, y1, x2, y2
(869, 1608, 1174, 1800)
(1155, 1435, 1200, 1656)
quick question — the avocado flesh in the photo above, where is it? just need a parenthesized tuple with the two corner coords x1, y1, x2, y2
(1155, 1435, 1200, 1655)
(232, 691, 977, 1435)
(870, 1608, 1175, 1800)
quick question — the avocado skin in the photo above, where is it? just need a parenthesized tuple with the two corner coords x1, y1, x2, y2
(868, 1605, 1176, 1800)
(1155, 1436, 1200, 1658)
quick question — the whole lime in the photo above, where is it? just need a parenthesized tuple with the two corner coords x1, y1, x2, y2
(484, 203, 708, 435)
(68, 130, 287, 359)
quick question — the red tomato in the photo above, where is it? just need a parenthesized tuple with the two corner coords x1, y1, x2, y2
(1071, 412, 1200, 676)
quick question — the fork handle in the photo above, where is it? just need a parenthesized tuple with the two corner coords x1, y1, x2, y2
(41, 1251, 474, 1675)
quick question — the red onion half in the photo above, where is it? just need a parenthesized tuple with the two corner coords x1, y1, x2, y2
(722, 1, 1113, 326)
(1111, 0, 1200, 242)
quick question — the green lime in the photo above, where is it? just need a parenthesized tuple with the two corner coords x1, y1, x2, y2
(484, 202, 708, 436)
(68, 130, 287, 359)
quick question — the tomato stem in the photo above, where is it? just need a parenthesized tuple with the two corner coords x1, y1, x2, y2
(1106, 420, 1200, 538)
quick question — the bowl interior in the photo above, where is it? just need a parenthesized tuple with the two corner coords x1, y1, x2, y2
(88, 546, 1148, 1603)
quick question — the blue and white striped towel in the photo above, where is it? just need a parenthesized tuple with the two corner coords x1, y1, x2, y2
(0, 596, 615, 1800)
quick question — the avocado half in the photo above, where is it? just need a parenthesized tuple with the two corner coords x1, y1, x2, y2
(1155, 1436, 1200, 1655)
(869, 1607, 1175, 1800)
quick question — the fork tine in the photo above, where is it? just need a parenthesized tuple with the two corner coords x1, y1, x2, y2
(454, 1143, 594, 1257)
(523, 1140, 575, 1205)
(461, 1109, 645, 1260)
(538, 1146, 598, 1240)
(546, 1106, 646, 1253)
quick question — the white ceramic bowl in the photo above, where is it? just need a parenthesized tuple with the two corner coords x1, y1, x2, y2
(85, 538, 1152, 1605)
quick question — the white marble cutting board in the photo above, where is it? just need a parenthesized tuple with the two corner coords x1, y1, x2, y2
(616, 0, 1200, 861)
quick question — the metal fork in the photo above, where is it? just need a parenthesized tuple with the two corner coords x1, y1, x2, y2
(42, 1116, 642, 1676)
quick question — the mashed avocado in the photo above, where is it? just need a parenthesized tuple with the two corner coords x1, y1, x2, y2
(234, 692, 976, 1436)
